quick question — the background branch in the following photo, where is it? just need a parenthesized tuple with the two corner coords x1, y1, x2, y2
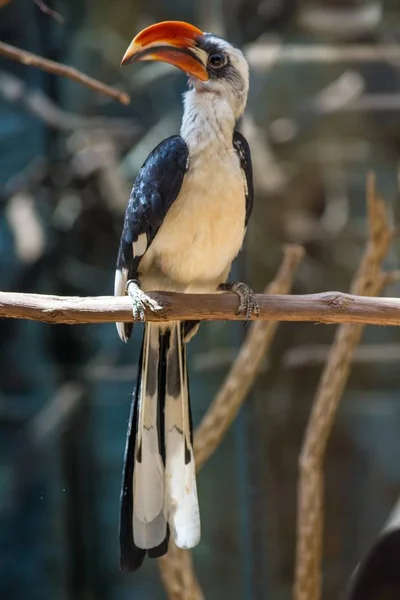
(246, 43, 400, 69)
(0, 41, 130, 105)
(157, 244, 304, 599)
(0, 70, 138, 139)
(33, 0, 64, 23)
(294, 174, 394, 600)
(158, 544, 205, 600)
(194, 244, 304, 468)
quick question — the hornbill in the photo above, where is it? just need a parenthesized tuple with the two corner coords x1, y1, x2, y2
(115, 20, 257, 572)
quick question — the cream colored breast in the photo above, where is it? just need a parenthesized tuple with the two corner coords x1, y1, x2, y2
(139, 149, 246, 291)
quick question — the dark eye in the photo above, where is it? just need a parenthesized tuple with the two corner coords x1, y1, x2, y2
(208, 52, 228, 69)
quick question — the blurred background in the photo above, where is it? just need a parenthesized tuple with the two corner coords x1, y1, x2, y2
(1, 0, 400, 598)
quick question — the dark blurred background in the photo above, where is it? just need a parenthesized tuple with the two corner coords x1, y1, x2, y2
(1, 0, 400, 598)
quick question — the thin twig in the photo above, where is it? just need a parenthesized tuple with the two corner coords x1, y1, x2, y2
(3, 288, 400, 325)
(294, 174, 394, 600)
(0, 41, 130, 105)
(33, 0, 64, 22)
(284, 337, 400, 368)
(246, 42, 400, 69)
(0, 71, 138, 138)
(158, 244, 304, 599)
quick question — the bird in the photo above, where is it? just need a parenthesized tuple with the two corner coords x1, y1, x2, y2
(114, 20, 258, 572)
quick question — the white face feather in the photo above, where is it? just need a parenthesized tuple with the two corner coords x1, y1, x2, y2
(188, 35, 250, 121)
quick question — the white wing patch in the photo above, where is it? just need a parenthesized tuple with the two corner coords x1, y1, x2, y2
(133, 233, 147, 258)
(115, 267, 129, 342)
(240, 167, 248, 196)
(233, 139, 248, 197)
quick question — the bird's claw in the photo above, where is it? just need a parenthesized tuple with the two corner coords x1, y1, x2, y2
(126, 279, 161, 322)
(219, 282, 260, 319)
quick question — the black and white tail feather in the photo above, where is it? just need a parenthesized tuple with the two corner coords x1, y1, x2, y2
(119, 322, 200, 572)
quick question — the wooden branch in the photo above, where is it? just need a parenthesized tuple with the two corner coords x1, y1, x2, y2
(294, 174, 394, 600)
(33, 0, 64, 23)
(0, 41, 130, 105)
(0, 70, 137, 138)
(157, 244, 304, 599)
(194, 244, 304, 468)
(2, 288, 400, 326)
(246, 42, 400, 68)
(158, 544, 204, 600)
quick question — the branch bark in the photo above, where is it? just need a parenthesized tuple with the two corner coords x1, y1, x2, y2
(2, 288, 400, 326)
(158, 244, 304, 599)
(0, 41, 130, 105)
(158, 544, 205, 600)
(294, 174, 394, 600)
(0, 70, 138, 138)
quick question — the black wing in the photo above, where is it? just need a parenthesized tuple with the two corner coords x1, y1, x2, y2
(115, 135, 188, 340)
(233, 130, 254, 227)
(117, 135, 189, 279)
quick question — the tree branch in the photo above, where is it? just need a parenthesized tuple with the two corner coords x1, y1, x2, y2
(194, 244, 305, 468)
(33, 0, 64, 23)
(2, 288, 400, 326)
(294, 174, 394, 600)
(157, 244, 304, 599)
(158, 544, 205, 600)
(0, 70, 138, 139)
(246, 42, 400, 69)
(0, 41, 130, 105)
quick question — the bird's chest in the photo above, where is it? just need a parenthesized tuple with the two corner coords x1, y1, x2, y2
(140, 152, 246, 290)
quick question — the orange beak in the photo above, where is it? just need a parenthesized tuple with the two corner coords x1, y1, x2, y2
(121, 21, 209, 82)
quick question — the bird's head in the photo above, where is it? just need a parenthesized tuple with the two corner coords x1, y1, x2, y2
(121, 21, 249, 120)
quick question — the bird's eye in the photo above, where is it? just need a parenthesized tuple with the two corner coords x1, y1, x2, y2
(208, 52, 228, 69)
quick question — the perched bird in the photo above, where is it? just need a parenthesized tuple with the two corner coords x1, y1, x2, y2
(115, 20, 257, 572)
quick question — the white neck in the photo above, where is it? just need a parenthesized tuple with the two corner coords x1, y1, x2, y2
(180, 89, 236, 155)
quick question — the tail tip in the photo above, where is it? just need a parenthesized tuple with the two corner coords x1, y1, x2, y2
(116, 322, 129, 343)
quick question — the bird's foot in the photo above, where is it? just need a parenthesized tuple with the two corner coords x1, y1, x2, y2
(219, 282, 260, 319)
(126, 280, 161, 322)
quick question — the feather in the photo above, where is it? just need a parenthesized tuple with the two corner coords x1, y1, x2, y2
(133, 510, 167, 550)
(164, 323, 200, 549)
(114, 267, 129, 342)
(119, 357, 146, 572)
(133, 325, 164, 524)
(133, 233, 148, 257)
(133, 324, 165, 527)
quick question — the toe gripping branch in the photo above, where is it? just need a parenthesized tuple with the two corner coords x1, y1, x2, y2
(126, 279, 259, 323)
(219, 282, 260, 320)
(126, 279, 161, 322)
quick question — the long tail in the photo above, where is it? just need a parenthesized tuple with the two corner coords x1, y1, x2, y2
(164, 323, 200, 549)
(119, 322, 200, 572)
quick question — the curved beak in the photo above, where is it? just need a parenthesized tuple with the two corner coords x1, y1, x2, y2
(121, 20, 209, 82)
